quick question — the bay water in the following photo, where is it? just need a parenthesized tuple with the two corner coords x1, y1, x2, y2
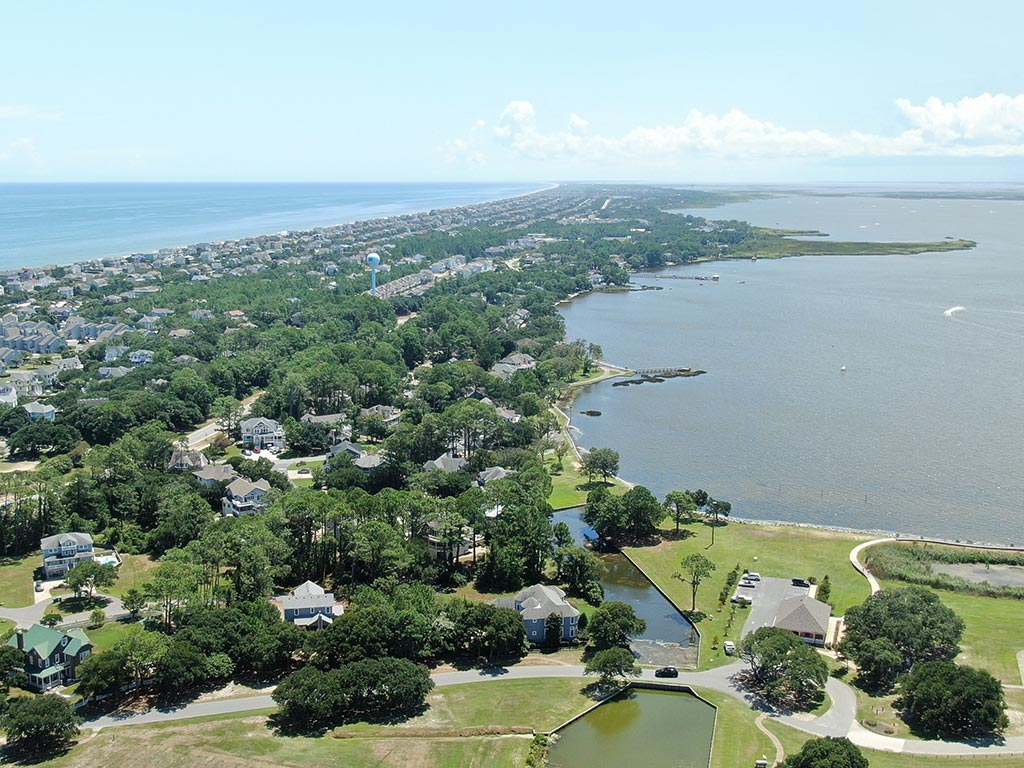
(562, 195, 1024, 544)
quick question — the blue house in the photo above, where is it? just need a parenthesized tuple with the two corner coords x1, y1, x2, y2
(492, 584, 580, 644)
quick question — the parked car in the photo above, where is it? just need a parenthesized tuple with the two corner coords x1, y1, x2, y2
(654, 666, 679, 678)
(242, 449, 252, 457)
(744, 572, 761, 581)
(791, 578, 811, 588)
(739, 579, 757, 589)
(723, 640, 736, 656)
(297, 468, 311, 475)
(730, 593, 752, 604)
(34, 581, 43, 592)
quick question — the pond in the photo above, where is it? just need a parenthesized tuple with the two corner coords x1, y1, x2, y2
(553, 509, 698, 666)
(548, 687, 716, 768)
(931, 562, 1024, 588)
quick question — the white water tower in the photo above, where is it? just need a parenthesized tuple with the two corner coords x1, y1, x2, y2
(366, 252, 381, 296)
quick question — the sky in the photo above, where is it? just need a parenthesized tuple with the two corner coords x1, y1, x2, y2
(2, 1, 1023, 183)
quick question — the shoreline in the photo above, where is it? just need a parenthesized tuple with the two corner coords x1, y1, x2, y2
(3, 181, 558, 271)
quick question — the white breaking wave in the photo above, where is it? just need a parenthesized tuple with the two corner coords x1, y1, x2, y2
(944, 306, 965, 317)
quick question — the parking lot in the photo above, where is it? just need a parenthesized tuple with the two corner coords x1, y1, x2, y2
(735, 577, 812, 639)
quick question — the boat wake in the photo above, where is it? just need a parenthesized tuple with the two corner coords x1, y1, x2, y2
(943, 306, 965, 317)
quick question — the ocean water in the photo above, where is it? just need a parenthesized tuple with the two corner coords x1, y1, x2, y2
(562, 195, 1024, 544)
(0, 182, 545, 268)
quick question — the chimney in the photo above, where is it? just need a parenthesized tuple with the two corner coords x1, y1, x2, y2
(15, 628, 24, 651)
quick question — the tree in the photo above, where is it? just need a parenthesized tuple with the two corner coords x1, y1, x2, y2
(663, 490, 696, 534)
(545, 612, 563, 648)
(897, 661, 1008, 739)
(581, 447, 619, 484)
(584, 646, 641, 685)
(619, 485, 665, 539)
(854, 637, 903, 693)
(64, 560, 117, 598)
(557, 546, 602, 597)
(841, 587, 963, 671)
(122, 587, 146, 617)
(781, 737, 868, 768)
(705, 497, 731, 546)
(212, 396, 243, 437)
(0, 694, 80, 751)
(89, 608, 106, 627)
(0, 644, 23, 691)
(588, 601, 646, 650)
(76, 650, 130, 699)
(740, 626, 828, 708)
(675, 553, 716, 611)
(40, 612, 61, 627)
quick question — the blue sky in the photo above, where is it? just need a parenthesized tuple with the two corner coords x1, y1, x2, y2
(2, 1, 1023, 182)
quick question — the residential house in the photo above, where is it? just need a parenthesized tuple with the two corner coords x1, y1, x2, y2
(772, 595, 831, 647)
(167, 449, 209, 472)
(422, 452, 466, 473)
(192, 464, 241, 488)
(424, 517, 474, 561)
(103, 344, 128, 362)
(492, 585, 580, 644)
(129, 349, 154, 367)
(301, 412, 345, 426)
(23, 401, 57, 422)
(98, 366, 131, 379)
(40, 532, 95, 579)
(489, 353, 537, 380)
(477, 466, 516, 486)
(222, 477, 272, 516)
(240, 417, 285, 449)
(7, 624, 93, 691)
(0, 383, 17, 407)
(278, 581, 343, 629)
(168, 328, 193, 339)
(352, 453, 383, 472)
(327, 439, 363, 461)
(358, 404, 402, 426)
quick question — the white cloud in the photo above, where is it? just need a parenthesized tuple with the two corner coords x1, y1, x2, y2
(0, 105, 62, 121)
(444, 93, 1024, 166)
(0, 138, 40, 164)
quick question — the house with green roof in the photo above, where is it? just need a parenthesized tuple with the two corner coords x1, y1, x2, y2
(8, 623, 93, 691)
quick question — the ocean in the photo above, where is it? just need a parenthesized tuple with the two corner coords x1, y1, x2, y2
(0, 182, 546, 268)
(562, 194, 1024, 544)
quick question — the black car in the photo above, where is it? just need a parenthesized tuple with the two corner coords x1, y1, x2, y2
(791, 578, 811, 588)
(654, 666, 679, 678)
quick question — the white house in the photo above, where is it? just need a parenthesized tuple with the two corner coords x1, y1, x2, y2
(23, 401, 57, 422)
(278, 581, 343, 629)
(240, 417, 285, 449)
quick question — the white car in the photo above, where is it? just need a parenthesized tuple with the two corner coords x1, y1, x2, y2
(730, 593, 752, 604)
(723, 640, 736, 655)
(739, 579, 757, 589)
(744, 572, 761, 581)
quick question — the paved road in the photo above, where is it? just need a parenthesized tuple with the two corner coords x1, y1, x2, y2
(849, 538, 893, 594)
(79, 660, 1024, 756)
(0, 593, 125, 630)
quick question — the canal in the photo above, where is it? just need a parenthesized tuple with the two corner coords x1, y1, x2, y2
(553, 508, 699, 666)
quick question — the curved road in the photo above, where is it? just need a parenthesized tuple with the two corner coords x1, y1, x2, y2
(84, 661, 1024, 757)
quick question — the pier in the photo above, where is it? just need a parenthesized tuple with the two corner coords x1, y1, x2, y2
(646, 274, 719, 281)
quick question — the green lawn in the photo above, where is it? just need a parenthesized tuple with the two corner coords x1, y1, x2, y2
(625, 521, 873, 668)
(0, 552, 41, 609)
(0, 617, 14, 639)
(547, 458, 626, 510)
(696, 688, 776, 768)
(107, 553, 158, 598)
(54, 679, 591, 768)
(84, 619, 138, 653)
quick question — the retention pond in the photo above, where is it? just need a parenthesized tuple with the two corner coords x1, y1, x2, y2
(548, 686, 716, 768)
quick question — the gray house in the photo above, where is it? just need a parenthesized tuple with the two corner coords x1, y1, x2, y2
(40, 532, 95, 579)
(8, 624, 93, 691)
(278, 581, 343, 629)
(492, 584, 580, 644)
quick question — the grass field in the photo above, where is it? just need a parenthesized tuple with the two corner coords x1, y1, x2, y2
(85, 619, 137, 653)
(52, 679, 592, 768)
(107, 553, 158, 598)
(624, 521, 873, 667)
(0, 552, 40, 608)
(696, 688, 776, 768)
(547, 458, 626, 510)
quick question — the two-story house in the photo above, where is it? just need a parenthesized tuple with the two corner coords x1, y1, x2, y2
(492, 584, 580, 644)
(7, 624, 93, 691)
(240, 417, 285, 450)
(277, 581, 343, 629)
(221, 477, 272, 516)
(23, 401, 57, 422)
(40, 532, 95, 579)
